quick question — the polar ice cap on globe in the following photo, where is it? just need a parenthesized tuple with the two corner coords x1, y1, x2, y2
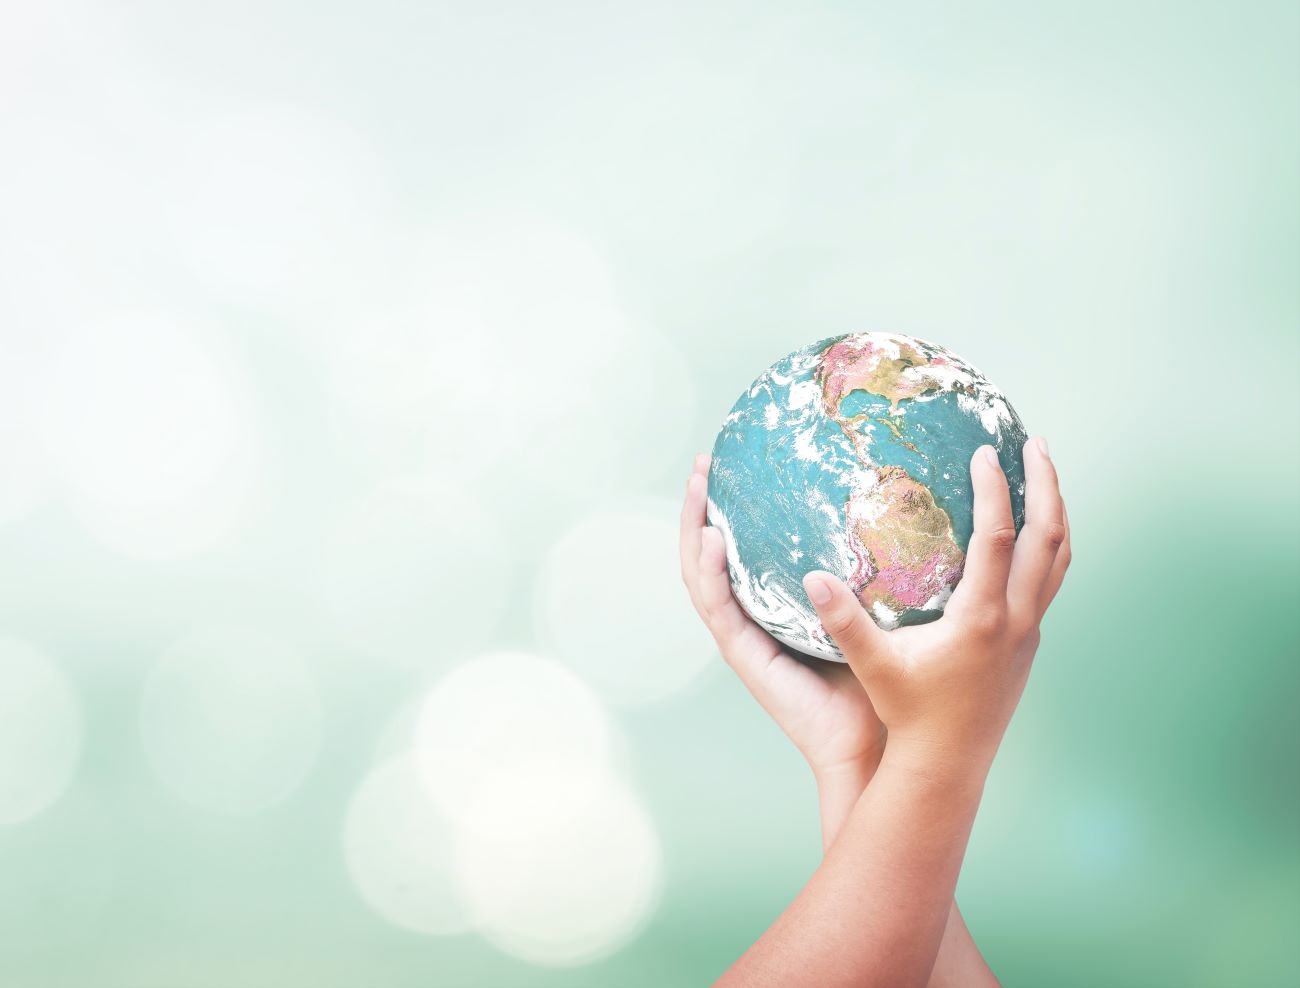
(706, 332, 1028, 661)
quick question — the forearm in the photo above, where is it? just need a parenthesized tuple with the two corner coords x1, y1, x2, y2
(721, 744, 990, 988)
(815, 756, 999, 988)
(928, 901, 1000, 988)
(815, 759, 878, 852)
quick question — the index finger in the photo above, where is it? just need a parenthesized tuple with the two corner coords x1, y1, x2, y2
(948, 444, 1016, 618)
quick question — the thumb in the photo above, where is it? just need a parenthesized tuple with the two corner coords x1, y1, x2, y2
(802, 571, 893, 681)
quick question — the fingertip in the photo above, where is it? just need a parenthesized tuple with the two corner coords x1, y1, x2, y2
(693, 452, 711, 475)
(802, 570, 836, 607)
(1023, 435, 1061, 494)
(972, 444, 1000, 473)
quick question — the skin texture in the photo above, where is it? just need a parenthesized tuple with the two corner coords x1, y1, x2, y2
(680, 437, 1070, 987)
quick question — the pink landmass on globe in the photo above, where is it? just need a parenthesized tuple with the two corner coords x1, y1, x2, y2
(816, 337, 968, 622)
(819, 335, 954, 415)
(844, 467, 965, 616)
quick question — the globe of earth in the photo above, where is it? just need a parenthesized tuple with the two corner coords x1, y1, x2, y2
(707, 332, 1028, 662)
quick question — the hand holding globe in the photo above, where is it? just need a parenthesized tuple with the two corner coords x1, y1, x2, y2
(681, 336, 1071, 983)
(682, 454, 888, 826)
(679, 329, 1071, 830)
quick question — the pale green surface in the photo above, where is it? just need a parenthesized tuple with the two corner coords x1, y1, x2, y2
(1, 1, 1298, 986)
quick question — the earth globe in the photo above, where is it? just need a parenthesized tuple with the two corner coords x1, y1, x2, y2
(707, 332, 1028, 661)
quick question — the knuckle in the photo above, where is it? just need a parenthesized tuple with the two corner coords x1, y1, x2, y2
(825, 608, 858, 637)
(1021, 626, 1043, 653)
(968, 604, 1007, 638)
(1041, 522, 1067, 548)
(824, 607, 865, 646)
(1008, 607, 1036, 639)
(987, 526, 1018, 552)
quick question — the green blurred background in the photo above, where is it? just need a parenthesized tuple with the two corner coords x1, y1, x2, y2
(1, 1, 1297, 985)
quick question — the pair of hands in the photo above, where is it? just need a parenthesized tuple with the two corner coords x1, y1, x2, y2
(680, 438, 1070, 817)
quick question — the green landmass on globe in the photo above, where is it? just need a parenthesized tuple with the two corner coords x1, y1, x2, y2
(707, 332, 1028, 661)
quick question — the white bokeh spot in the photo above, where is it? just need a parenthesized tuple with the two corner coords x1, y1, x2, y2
(33, 311, 261, 559)
(167, 105, 388, 312)
(409, 219, 631, 471)
(453, 778, 662, 966)
(317, 214, 694, 497)
(0, 637, 81, 826)
(535, 500, 717, 705)
(316, 482, 508, 669)
(413, 651, 617, 834)
(344, 756, 471, 936)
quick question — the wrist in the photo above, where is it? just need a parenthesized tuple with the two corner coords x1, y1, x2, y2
(810, 743, 884, 794)
(877, 733, 997, 794)
(813, 755, 879, 852)
(813, 759, 876, 798)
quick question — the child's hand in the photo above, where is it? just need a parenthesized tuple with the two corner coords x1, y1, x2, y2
(705, 437, 1069, 988)
(802, 438, 1070, 769)
(680, 454, 886, 790)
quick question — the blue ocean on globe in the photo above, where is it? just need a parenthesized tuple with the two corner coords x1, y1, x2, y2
(707, 332, 1028, 661)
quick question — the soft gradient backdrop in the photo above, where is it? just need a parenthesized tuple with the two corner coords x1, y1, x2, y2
(1, 1, 1297, 986)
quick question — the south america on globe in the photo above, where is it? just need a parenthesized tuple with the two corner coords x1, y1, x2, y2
(707, 332, 1028, 661)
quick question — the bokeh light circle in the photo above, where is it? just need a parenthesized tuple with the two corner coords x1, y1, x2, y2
(167, 106, 387, 310)
(534, 502, 717, 705)
(370, 696, 423, 766)
(140, 628, 322, 814)
(413, 651, 617, 833)
(499, 328, 697, 502)
(409, 218, 692, 491)
(343, 756, 470, 936)
(453, 778, 662, 966)
(0, 637, 81, 826)
(316, 483, 508, 670)
(33, 312, 260, 559)
(317, 215, 695, 500)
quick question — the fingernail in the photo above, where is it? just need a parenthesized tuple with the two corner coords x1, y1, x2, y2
(983, 445, 1000, 470)
(1036, 436, 1050, 458)
(804, 573, 832, 606)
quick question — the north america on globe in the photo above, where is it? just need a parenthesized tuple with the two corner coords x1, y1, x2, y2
(707, 332, 1028, 661)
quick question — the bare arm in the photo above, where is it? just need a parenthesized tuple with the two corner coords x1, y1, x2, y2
(723, 742, 990, 987)
(679, 446, 1068, 986)
(815, 766, 999, 987)
(681, 456, 994, 985)
(715, 439, 1070, 987)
